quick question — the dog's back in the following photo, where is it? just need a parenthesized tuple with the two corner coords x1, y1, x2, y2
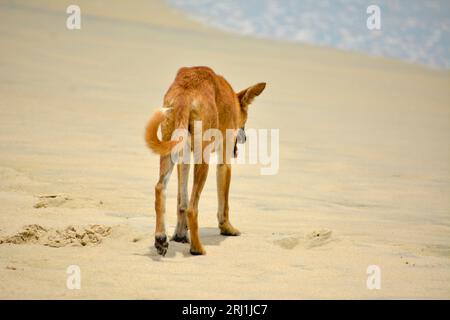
(145, 66, 241, 155)
(171, 66, 239, 126)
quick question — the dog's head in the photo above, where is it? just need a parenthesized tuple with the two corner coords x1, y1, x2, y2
(233, 82, 266, 156)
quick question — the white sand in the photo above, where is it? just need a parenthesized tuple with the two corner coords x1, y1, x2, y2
(0, 0, 449, 299)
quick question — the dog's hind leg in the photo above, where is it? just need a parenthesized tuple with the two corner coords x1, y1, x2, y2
(187, 163, 209, 255)
(217, 163, 241, 236)
(154, 155, 175, 256)
(171, 163, 190, 243)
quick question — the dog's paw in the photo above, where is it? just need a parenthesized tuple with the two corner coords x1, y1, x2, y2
(171, 233, 189, 243)
(219, 222, 241, 236)
(189, 244, 206, 255)
(154, 234, 169, 256)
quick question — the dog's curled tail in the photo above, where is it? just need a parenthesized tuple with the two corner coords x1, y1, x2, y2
(145, 109, 181, 156)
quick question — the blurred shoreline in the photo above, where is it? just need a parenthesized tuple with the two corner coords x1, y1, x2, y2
(167, 0, 450, 70)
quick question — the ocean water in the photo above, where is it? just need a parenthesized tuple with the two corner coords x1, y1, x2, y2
(166, 0, 450, 70)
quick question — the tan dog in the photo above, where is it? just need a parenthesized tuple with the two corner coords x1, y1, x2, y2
(145, 66, 266, 255)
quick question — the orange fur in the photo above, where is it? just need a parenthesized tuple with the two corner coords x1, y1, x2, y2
(147, 66, 266, 256)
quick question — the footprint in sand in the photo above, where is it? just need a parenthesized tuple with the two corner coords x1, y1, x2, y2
(273, 236, 301, 249)
(304, 229, 333, 248)
(273, 229, 333, 250)
(34, 194, 71, 208)
(34, 194, 103, 209)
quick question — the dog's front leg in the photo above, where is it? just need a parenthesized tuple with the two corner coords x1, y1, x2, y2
(216, 163, 241, 236)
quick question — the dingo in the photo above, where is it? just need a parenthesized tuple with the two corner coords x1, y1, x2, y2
(145, 66, 266, 255)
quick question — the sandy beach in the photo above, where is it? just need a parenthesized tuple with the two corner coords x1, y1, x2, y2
(0, 0, 449, 299)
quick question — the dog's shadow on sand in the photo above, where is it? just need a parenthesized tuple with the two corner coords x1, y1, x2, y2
(136, 227, 229, 261)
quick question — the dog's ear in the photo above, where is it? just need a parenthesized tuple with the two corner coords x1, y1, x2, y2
(237, 82, 266, 109)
